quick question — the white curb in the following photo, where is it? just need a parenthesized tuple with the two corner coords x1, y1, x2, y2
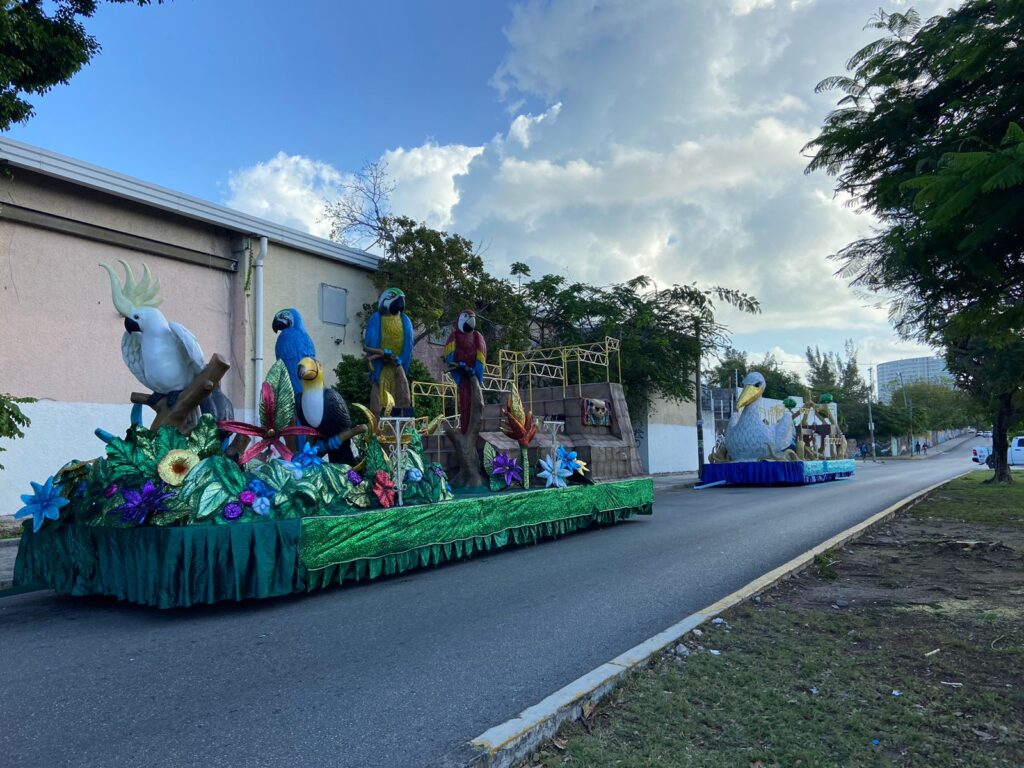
(459, 469, 974, 768)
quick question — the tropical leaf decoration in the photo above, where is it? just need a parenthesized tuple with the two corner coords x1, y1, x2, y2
(187, 415, 222, 458)
(482, 442, 504, 492)
(219, 380, 318, 465)
(104, 438, 150, 483)
(502, 385, 538, 446)
(262, 360, 296, 431)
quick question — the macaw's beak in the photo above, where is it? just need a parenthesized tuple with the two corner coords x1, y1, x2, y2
(272, 315, 289, 332)
(460, 315, 476, 332)
(124, 317, 141, 333)
(390, 295, 405, 315)
(736, 384, 762, 409)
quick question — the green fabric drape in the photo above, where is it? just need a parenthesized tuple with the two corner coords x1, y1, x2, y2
(300, 479, 654, 571)
(14, 520, 302, 609)
(15, 479, 654, 608)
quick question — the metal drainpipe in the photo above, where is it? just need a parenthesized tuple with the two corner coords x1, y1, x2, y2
(253, 236, 268, 417)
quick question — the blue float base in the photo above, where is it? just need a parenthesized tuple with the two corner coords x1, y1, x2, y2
(701, 459, 856, 486)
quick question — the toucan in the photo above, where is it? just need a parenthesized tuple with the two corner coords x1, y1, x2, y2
(296, 357, 356, 465)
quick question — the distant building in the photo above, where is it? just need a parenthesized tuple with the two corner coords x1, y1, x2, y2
(876, 356, 952, 403)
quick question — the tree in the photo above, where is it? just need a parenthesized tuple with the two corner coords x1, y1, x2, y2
(887, 380, 983, 433)
(333, 354, 440, 424)
(324, 161, 759, 423)
(0, 1, 158, 130)
(518, 275, 759, 424)
(805, 1, 1024, 483)
(0, 392, 32, 470)
(804, 342, 869, 403)
(323, 161, 530, 354)
(708, 348, 804, 400)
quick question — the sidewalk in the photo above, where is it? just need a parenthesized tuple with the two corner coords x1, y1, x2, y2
(650, 472, 699, 491)
(866, 432, 978, 461)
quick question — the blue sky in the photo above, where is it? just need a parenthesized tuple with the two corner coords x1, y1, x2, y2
(6, 0, 954, 377)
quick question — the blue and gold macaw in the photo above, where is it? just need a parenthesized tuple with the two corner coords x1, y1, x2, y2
(364, 288, 414, 409)
(272, 308, 316, 399)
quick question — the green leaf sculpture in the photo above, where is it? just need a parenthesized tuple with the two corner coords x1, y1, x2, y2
(262, 360, 295, 431)
(187, 415, 221, 458)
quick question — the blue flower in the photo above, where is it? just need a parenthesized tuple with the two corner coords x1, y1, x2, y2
(291, 443, 324, 470)
(537, 455, 572, 488)
(557, 446, 583, 473)
(252, 496, 272, 516)
(16, 476, 70, 533)
(405, 467, 423, 483)
(246, 479, 274, 498)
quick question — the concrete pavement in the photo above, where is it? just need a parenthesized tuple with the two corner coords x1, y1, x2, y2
(0, 438, 984, 768)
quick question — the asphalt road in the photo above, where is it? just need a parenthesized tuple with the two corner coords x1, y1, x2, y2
(0, 439, 983, 768)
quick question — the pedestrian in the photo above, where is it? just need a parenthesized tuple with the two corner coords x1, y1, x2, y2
(923, 442, 929, 455)
(914, 440, 921, 455)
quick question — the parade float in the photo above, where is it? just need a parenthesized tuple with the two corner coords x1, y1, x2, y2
(702, 371, 856, 486)
(12, 263, 652, 607)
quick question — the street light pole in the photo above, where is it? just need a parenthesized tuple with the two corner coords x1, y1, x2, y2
(898, 371, 914, 455)
(867, 365, 877, 462)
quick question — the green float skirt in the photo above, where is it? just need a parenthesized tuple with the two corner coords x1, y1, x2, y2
(14, 479, 653, 608)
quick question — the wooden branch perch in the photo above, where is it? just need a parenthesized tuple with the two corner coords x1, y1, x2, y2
(131, 353, 230, 434)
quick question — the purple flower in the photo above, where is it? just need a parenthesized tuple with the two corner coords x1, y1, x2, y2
(104, 484, 119, 498)
(347, 469, 363, 485)
(491, 451, 523, 487)
(432, 465, 445, 478)
(222, 502, 244, 521)
(238, 489, 257, 506)
(114, 480, 173, 525)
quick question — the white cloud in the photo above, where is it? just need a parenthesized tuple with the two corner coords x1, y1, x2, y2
(382, 143, 483, 229)
(222, 0, 958, 365)
(225, 152, 344, 239)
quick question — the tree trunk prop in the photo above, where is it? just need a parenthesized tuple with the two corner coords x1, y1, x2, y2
(990, 392, 1016, 485)
(131, 354, 230, 435)
(365, 348, 413, 416)
(442, 376, 486, 488)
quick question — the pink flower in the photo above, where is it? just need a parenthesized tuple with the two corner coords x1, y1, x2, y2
(238, 489, 257, 506)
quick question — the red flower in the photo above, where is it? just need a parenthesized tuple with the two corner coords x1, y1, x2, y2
(372, 470, 397, 508)
(218, 382, 319, 465)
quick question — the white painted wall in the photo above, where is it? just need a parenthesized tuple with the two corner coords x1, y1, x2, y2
(644, 422, 699, 474)
(0, 400, 254, 516)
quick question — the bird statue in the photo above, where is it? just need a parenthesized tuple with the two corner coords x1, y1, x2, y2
(444, 309, 487, 433)
(101, 260, 233, 421)
(722, 371, 795, 461)
(272, 308, 316, 400)
(363, 287, 414, 415)
(296, 357, 357, 465)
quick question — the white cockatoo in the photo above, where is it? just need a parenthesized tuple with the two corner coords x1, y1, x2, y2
(101, 260, 205, 394)
(723, 371, 795, 461)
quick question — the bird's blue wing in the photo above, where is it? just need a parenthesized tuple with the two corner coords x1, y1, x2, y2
(399, 314, 414, 372)
(276, 328, 316, 394)
(365, 312, 383, 383)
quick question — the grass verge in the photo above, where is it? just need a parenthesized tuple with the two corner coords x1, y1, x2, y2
(523, 476, 1024, 768)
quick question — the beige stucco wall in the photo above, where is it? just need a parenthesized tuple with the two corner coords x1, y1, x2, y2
(0, 171, 236, 259)
(647, 392, 698, 427)
(260, 243, 378, 388)
(0, 169, 246, 406)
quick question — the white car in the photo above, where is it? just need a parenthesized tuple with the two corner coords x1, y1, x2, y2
(973, 436, 1024, 467)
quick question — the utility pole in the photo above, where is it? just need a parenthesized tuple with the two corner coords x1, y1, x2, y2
(695, 323, 705, 479)
(867, 365, 877, 462)
(898, 371, 914, 455)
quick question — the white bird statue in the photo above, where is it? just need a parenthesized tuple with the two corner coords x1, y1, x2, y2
(101, 260, 232, 420)
(722, 371, 795, 461)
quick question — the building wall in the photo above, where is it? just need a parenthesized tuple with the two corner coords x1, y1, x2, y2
(260, 244, 379, 392)
(876, 356, 952, 403)
(637, 392, 713, 474)
(0, 170, 247, 515)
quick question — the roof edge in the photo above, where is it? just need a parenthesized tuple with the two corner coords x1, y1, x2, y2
(0, 137, 379, 271)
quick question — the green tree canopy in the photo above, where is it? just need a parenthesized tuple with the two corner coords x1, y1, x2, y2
(0, 1, 158, 130)
(805, 1, 1024, 482)
(708, 347, 804, 401)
